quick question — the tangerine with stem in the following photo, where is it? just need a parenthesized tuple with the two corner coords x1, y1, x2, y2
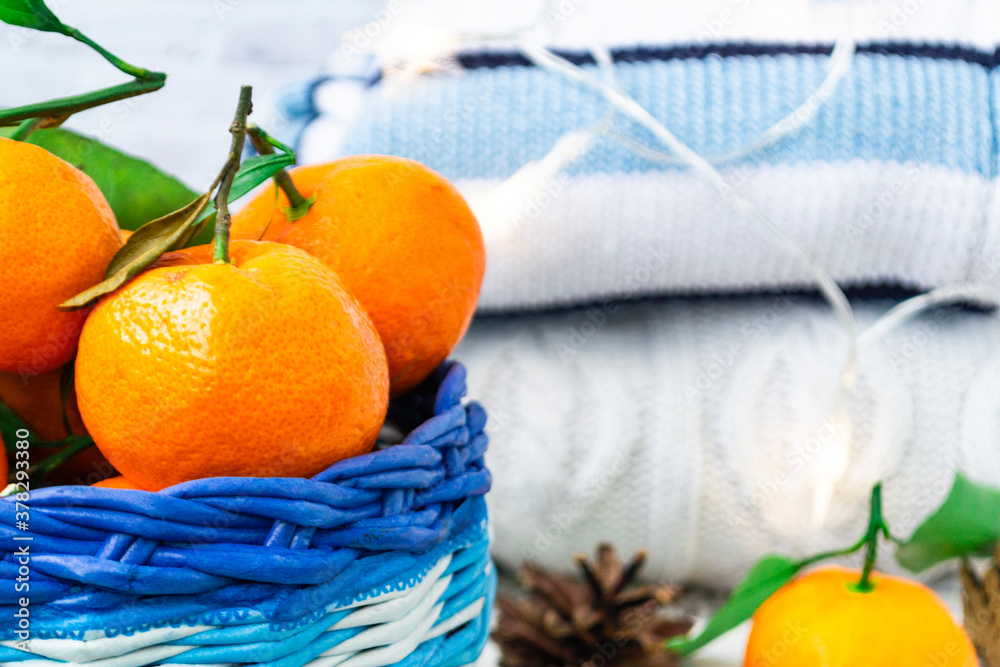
(744, 566, 977, 666)
(74, 240, 389, 491)
(231, 154, 485, 396)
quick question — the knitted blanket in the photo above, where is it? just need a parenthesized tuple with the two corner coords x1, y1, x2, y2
(287, 0, 1000, 587)
(456, 297, 1000, 587)
(296, 0, 1000, 312)
(338, 42, 999, 311)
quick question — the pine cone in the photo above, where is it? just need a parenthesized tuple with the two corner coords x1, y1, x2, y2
(493, 543, 693, 666)
(962, 547, 1000, 666)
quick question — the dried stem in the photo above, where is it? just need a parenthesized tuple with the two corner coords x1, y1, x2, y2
(212, 85, 253, 264)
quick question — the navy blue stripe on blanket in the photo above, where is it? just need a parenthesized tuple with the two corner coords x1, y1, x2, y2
(455, 42, 1000, 70)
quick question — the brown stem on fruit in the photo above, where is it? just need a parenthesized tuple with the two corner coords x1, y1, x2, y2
(247, 125, 314, 221)
(213, 85, 253, 264)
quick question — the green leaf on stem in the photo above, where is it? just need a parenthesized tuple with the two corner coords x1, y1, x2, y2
(0, 0, 64, 32)
(0, 401, 33, 453)
(666, 555, 802, 656)
(186, 152, 297, 247)
(247, 124, 295, 156)
(0, 127, 198, 230)
(103, 193, 212, 277)
(0, 400, 84, 450)
(0, 0, 165, 129)
(58, 193, 212, 310)
(26, 434, 94, 479)
(896, 472, 1000, 573)
(0, 75, 166, 128)
(229, 153, 295, 201)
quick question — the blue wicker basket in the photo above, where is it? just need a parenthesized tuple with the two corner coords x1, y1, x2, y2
(0, 361, 494, 667)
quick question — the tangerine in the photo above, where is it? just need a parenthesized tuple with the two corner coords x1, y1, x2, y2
(0, 138, 122, 374)
(745, 566, 976, 666)
(231, 155, 485, 395)
(92, 476, 141, 490)
(75, 240, 389, 491)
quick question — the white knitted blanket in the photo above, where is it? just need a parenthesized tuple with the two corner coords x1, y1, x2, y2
(457, 297, 1000, 587)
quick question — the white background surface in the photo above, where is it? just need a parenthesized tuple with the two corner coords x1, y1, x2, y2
(1, 0, 383, 188)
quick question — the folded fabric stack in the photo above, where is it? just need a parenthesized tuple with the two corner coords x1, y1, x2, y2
(296, 0, 1000, 586)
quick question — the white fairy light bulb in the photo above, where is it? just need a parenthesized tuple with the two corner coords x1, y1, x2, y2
(341, 14, 463, 82)
(377, 22, 461, 70)
(809, 387, 855, 527)
(468, 122, 605, 244)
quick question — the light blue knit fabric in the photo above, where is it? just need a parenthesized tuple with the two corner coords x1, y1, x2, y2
(305, 44, 1000, 311)
(339, 50, 995, 181)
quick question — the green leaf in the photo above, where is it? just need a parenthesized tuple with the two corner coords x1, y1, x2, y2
(58, 193, 212, 310)
(0, 401, 32, 453)
(28, 434, 94, 478)
(666, 555, 802, 656)
(0, 400, 87, 452)
(102, 192, 212, 279)
(0, 0, 64, 32)
(229, 153, 295, 201)
(0, 128, 198, 231)
(183, 152, 297, 247)
(896, 472, 1000, 573)
(0, 74, 166, 128)
(248, 124, 295, 155)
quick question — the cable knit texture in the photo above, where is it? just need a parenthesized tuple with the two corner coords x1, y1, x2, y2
(456, 298, 1000, 587)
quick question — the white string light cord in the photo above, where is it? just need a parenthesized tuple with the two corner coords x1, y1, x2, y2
(512, 38, 858, 356)
(605, 35, 859, 167)
(473, 31, 858, 229)
(384, 0, 1000, 534)
(859, 280, 1000, 349)
(472, 45, 618, 236)
(404, 2, 974, 525)
(513, 36, 860, 524)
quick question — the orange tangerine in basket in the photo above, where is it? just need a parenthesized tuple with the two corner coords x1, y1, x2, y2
(231, 155, 485, 396)
(92, 476, 141, 490)
(0, 138, 123, 375)
(74, 240, 389, 491)
(0, 368, 119, 485)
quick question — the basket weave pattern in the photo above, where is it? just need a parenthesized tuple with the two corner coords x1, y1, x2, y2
(1, 362, 494, 667)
